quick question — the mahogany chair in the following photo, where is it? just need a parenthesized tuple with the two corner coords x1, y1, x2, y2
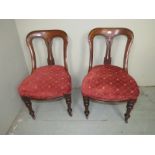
(82, 28, 139, 123)
(18, 30, 72, 119)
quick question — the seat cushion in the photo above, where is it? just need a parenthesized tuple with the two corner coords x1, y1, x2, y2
(82, 65, 139, 101)
(19, 65, 71, 99)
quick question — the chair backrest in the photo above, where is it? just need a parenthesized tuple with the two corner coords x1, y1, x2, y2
(26, 30, 68, 73)
(88, 28, 134, 72)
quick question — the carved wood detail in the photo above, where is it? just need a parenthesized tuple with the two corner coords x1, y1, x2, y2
(83, 96, 90, 119)
(64, 94, 72, 116)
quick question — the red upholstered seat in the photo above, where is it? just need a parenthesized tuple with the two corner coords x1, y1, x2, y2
(19, 65, 71, 99)
(82, 65, 139, 101)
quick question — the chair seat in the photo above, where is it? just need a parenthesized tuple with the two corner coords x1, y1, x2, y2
(19, 65, 71, 99)
(82, 65, 139, 101)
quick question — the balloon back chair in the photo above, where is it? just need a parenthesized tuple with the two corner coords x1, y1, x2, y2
(18, 30, 72, 119)
(82, 28, 139, 123)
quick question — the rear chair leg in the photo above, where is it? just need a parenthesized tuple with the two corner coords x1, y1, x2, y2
(21, 96, 35, 120)
(83, 96, 90, 119)
(64, 94, 72, 116)
(124, 100, 136, 123)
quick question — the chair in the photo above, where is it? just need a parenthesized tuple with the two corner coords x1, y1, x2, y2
(18, 30, 72, 119)
(81, 28, 139, 123)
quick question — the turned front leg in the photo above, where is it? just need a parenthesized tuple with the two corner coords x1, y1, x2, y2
(124, 100, 136, 123)
(83, 96, 90, 119)
(21, 96, 35, 120)
(64, 94, 72, 116)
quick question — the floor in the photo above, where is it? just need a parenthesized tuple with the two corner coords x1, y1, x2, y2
(8, 87, 155, 135)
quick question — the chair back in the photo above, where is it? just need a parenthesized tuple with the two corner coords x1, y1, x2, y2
(88, 28, 134, 72)
(26, 30, 68, 73)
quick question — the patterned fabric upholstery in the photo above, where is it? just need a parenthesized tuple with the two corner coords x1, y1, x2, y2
(19, 65, 71, 99)
(82, 65, 139, 101)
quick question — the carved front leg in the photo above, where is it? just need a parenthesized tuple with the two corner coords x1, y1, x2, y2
(21, 96, 35, 120)
(83, 96, 90, 119)
(64, 94, 72, 116)
(124, 100, 136, 123)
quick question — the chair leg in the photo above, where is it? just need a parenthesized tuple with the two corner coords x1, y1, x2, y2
(124, 100, 136, 123)
(83, 96, 90, 119)
(64, 94, 72, 117)
(21, 96, 35, 120)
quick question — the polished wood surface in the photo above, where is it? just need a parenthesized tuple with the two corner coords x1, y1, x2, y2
(26, 30, 68, 74)
(88, 28, 134, 72)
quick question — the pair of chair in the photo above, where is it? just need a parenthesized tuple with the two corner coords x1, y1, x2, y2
(18, 28, 139, 123)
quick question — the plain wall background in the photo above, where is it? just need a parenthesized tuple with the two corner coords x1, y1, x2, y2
(15, 19, 155, 87)
(0, 20, 28, 134)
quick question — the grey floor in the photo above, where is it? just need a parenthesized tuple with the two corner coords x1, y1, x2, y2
(8, 87, 155, 135)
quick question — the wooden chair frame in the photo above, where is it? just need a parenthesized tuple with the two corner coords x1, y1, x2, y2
(83, 28, 137, 123)
(20, 30, 72, 119)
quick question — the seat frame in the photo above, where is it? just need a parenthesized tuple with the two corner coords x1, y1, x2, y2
(20, 30, 72, 119)
(83, 28, 138, 123)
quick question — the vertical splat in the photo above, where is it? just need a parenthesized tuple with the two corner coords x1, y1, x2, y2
(104, 37, 113, 64)
(45, 39, 55, 65)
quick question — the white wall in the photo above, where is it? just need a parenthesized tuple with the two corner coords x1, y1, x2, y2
(15, 19, 155, 87)
(0, 20, 28, 134)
